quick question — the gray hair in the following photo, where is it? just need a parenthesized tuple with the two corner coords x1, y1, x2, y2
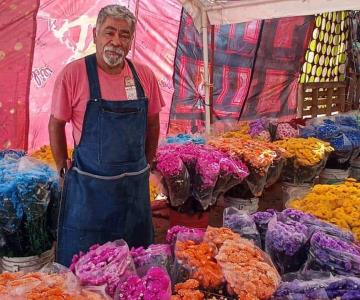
(96, 5, 136, 34)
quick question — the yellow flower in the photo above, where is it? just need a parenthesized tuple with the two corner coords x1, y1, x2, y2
(289, 179, 360, 239)
(273, 137, 333, 166)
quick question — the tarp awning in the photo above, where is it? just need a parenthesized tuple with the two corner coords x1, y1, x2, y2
(180, 0, 360, 30)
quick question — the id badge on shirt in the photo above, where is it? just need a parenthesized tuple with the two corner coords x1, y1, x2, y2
(125, 77, 137, 100)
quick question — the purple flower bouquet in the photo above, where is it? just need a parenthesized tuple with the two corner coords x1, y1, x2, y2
(265, 217, 310, 274)
(305, 231, 360, 276)
(252, 209, 277, 249)
(155, 147, 191, 207)
(223, 207, 261, 246)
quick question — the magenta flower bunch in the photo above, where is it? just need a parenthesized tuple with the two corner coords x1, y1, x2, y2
(70, 240, 136, 297)
(115, 266, 171, 300)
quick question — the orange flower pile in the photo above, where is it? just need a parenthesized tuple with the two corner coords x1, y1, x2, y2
(208, 137, 284, 175)
(175, 240, 224, 289)
(171, 279, 205, 300)
(215, 237, 280, 300)
(203, 226, 240, 249)
(0, 272, 107, 300)
(30, 145, 73, 168)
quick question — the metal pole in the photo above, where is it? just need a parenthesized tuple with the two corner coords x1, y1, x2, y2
(202, 9, 211, 134)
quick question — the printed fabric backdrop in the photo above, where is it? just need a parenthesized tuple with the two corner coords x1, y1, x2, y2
(169, 10, 261, 133)
(169, 11, 313, 133)
(0, 0, 39, 150)
(300, 11, 349, 83)
(243, 16, 314, 120)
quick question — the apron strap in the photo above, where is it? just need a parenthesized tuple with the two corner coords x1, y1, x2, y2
(126, 59, 146, 99)
(84, 55, 146, 100)
(85, 54, 102, 100)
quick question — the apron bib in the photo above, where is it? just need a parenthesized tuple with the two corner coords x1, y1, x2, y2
(57, 54, 154, 267)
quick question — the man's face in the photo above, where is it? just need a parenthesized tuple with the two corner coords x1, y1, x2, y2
(94, 17, 133, 68)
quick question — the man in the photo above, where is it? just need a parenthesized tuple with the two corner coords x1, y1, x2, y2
(49, 4, 164, 267)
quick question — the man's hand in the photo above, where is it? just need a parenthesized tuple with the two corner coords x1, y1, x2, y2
(145, 113, 160, 167)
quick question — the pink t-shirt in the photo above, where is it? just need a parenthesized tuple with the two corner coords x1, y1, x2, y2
(51, 58, 165, 145)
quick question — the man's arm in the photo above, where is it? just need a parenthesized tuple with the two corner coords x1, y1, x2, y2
(48, 115, 69, 172)
(145, 113, 160, 165)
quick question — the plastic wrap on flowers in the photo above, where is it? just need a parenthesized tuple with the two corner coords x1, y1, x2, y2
(70, 240, 136, 297)
(156, 153, 191, 208)
(173, 239, 224, 290)
(166, 226, 205, 254)
(0, 270, 110, 299)
(130, 244, 173, 277)
(304, 231, 360, 276)
(115, 266, 171, 300)
(265, 156, 286, 188)
(274, 273, 360, 300)
(273, 276, 331, 299)
(326, 277, 360, 299)
(0, 155, 57, 257)
(215, 236, 280, 300)
(208, 137, 281, 196)
(265, 216, 310, 274)
(274, 138, 333, 184)
(282, 208, 355, 243)
(211, 157, 249, 206)
(223, 207, 261, 247)
(282, 155, 329, 184)
(192, 155, 220, 210)
(252, 209, 277, 250)
(245, 168, 269, 197)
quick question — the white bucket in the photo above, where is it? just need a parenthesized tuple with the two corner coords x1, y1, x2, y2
(350, 159, 360, 181)
(319, 168, 350, 184)
(0, 244, 55, 273)
(282, 182, 312, 206)
(223, 196, 259, 214)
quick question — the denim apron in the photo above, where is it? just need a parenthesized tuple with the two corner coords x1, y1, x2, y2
(57, 54, 154, 267)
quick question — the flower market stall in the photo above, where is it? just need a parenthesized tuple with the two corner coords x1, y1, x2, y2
(1, 205, 360, 299)
(1, 1, 360, 298)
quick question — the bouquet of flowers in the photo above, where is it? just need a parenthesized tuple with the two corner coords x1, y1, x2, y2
(305, 231, 360, 276)
(70, 240, 136, 297)
(223, 207, 261, 246)
(115, 267, 171, 300)
(265, 216, 310, 274)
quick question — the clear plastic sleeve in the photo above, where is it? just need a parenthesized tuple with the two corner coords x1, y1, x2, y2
(265, 216, 311, 274)
(130, 244, 173, 277)
(162, 160, 191, 208)
(252, 209, 277, 250)
(303, 231, 360, 276)
(222, 207, 261, 247)
(173, 239, 224, 290)
(0, 155, 57, 257)
(215, 236, 280, 300)
(70, 240, 136, 297)
(281, 155, 329, 184)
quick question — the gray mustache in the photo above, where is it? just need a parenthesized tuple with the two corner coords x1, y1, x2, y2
(104, 47, 124, 55)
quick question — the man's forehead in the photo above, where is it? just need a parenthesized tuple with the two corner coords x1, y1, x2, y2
(101, 17, 131, 31)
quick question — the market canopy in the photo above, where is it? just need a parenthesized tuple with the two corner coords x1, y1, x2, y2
(180, 0, 360, 30)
